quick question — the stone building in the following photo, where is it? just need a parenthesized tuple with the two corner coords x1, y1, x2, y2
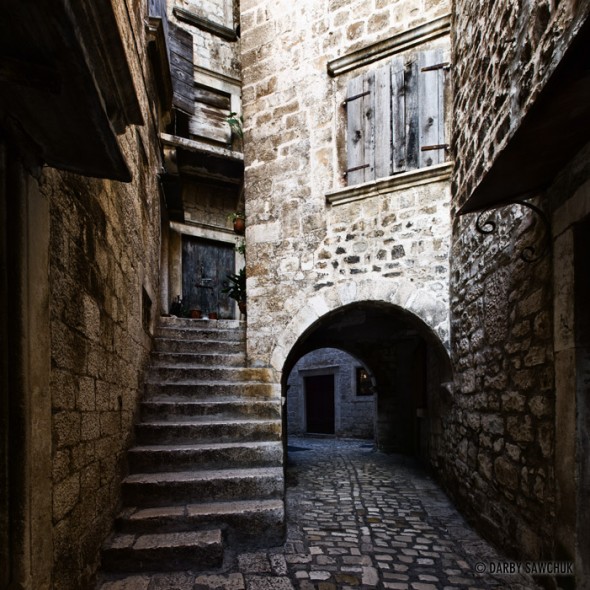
(286, 348, 375, 439)
(1, 0, 589, 589)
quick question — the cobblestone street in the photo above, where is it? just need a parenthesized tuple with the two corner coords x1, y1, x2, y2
(99, 438, 541, 590)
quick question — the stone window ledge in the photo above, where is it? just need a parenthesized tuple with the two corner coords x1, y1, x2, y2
(326, 161, 453, 206)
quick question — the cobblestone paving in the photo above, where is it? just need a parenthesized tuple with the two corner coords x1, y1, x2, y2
(98, 437, 542, 590)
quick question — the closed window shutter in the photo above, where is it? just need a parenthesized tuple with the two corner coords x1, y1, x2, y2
(345, 72, 374, 185)
(374, 64, 392, 179)
(169, 23, 195, 115)
(344, 47, 448, 186)
(390, 57, 406, 174)
(417, 48, 448, 168)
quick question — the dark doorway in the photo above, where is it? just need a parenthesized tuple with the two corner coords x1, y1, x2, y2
(305, 374, 335, 434)
(182, 236, 235, 318)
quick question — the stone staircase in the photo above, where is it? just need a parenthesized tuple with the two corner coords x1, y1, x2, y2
(101, 318, 285, 572)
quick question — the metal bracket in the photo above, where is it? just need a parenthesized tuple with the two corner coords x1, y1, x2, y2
(421, 62, 451, 72)
(421, 144, 449, 151)
(475, 198, 551, 263)
(342, 90, 371, 106)
(343, 163, 370, 177)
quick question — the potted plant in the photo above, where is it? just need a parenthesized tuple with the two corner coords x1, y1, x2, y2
(222, 267, 246, 316)
(227, 111, 243, 140)
(228, 212, 245, 235)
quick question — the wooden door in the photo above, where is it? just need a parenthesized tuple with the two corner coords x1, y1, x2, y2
(305, 374, 335, 435)
(182, 236, 235, 318)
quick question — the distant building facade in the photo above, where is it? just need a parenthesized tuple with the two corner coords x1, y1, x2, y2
(286, 348, 375, 439)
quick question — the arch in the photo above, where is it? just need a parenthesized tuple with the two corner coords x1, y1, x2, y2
(270, 279, 449, 376)
(279, 299, 452, 460)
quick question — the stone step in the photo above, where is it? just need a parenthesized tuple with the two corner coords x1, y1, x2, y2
(128, 441, 284, 472)
(145, 365, 274, 383)
(101, 529, 223, 572)
(144, 381, 280, 399)
(116, 499, 285, 546)
(159, 317, 242, 330)
(140, 399, 281, 421)
(122, 467, 284, 507)
(150, 351, 246, 367)
(155, 326, 245, 342)
(135, 419, 281, 445)
(153, 337, 245, 355)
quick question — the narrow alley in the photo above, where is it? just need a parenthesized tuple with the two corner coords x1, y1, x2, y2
(98, 437, 541, 590)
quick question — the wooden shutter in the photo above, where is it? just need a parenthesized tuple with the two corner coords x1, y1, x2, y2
(373, 64, 392, 179)
(345, 72, 374, 185)
(344, 47, 448, 185)
(417, 48, 448, 168)
(390, 57, 406, 174)
(169, 23, 194, 115)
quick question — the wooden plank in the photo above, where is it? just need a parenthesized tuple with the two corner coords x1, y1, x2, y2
(169, 23, 194, 114)
(391, 56, 406, 173)
(189, 104, 231, 145)
(362, 71, 375, 183)
(418, 48, 445, 168)
(404, 56, 419, 170)
(194, 86, 231, 109)
(345, 74, 368, 186)
(373, 65, 391, 179)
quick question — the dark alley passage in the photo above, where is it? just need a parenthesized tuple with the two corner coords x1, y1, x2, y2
(99, 437, 544, 589)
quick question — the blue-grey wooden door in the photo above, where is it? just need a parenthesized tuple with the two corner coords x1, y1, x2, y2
(182, 236, 235, 318)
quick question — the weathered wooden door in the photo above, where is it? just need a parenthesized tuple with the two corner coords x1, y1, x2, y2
(182, 236, 235, 318)
(305, 374, 335, 435)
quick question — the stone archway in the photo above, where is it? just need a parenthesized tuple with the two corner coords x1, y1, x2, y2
(279, 301, 452, 463)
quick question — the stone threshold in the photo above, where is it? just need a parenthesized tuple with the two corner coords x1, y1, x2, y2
(326, 161, 453, 206)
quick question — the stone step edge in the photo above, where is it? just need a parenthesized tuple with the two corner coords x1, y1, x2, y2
(124, 466, 284, 485)
(119, 498, 284, 522)
(136, 418, 281, 427)
(130, 440, 283, 452)
(140, 401, 281, 410)
(101, 529, 224, 571)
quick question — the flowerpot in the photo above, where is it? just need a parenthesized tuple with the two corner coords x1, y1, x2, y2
(233, 218, 245, 235)
(190, 309, 202, 319)
(238, 301, 247, 316)
(209, 312, 218, 320)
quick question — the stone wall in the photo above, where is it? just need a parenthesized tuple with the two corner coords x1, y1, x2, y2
(172, 0, 240, 76)
(287, 348, 374, 439)
(452, 0, 590, 210)
(444, 204, 555, 560)
(240, 0, 452, 373)
(449, 0, 590, 573)
(44, 4, 164, 588)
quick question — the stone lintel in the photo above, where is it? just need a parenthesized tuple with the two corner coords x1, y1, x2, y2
(327, 14, 452, 77)
(326, 162, 453, 206)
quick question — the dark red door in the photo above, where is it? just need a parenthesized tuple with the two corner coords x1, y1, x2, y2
(305, 374, 335, 434)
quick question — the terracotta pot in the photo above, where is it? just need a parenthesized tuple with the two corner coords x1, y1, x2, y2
(190, 309, 202, 319)
(238, 301, 247, 316)
(209, 312, 218, 320)
(233, 218, 245, 235)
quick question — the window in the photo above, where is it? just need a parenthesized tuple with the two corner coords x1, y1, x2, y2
(344, 47, 450, 186)
(356, 367, 373, 396)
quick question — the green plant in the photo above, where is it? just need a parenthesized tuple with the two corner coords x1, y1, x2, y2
(222, 267, 246, 303)
(227, 112, 243, 139)
(235, 238, 246, 256)
(227, 211, 245, 222)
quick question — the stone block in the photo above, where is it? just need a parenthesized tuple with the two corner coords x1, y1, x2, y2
(53, 473, 80, 522)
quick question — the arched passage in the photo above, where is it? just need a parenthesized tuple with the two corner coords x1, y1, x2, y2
(281, 301, 452, 463)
